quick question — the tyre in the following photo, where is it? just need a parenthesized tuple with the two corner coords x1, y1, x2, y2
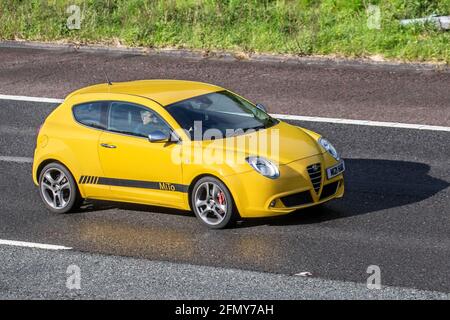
(38, 162, 83, 213)
(191, 176, 239, 229)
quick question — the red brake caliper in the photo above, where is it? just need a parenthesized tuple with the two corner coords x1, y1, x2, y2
(217, 191, 225, 206)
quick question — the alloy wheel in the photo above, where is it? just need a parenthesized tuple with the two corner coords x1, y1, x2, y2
(40, 168, 72, 209)
(194, 181, 228, 226)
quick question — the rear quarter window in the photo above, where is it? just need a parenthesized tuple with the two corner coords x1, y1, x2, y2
(73, 102, 107, 129)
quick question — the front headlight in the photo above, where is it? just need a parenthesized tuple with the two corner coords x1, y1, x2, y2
(246, 156, 280, 179)
(319, 137, 340, 160)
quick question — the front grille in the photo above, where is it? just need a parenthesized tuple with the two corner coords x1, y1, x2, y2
(280, 191, 313, 207)
(320, 181, 339, 200)
(307, 163, 322, 194)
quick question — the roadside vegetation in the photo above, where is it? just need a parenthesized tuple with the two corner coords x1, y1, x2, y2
(0, 0, 449, 63)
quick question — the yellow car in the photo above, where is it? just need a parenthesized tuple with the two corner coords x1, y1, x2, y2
(33, 80, 344, 229)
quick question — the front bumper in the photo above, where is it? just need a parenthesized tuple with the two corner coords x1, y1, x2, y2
(224, 153, 345, 218)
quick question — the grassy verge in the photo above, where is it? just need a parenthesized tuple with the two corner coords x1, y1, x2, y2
(0, 0, 449, 63)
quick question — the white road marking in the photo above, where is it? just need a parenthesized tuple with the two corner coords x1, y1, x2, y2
(272, 114, 450, 132)
(0, 94, 449, 132)
(0, 156, 33, 163)
(0, 239, 72, 250)
(0, 94, 63, 104)
(0, 125, 35, 135)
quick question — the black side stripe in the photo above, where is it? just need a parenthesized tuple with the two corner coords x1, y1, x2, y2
(78, 176, 188, 192)
(79, 176, 100, 184)
(97, 177, 188, 193)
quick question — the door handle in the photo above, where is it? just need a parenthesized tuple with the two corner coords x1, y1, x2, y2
(100, 143, 117, 149)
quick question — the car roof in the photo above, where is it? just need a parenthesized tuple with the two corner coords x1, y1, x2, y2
(66, 80, 224, 106)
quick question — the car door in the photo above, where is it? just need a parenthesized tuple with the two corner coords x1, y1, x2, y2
(98, 101, 184, 207)
(71, 100, 111, 198)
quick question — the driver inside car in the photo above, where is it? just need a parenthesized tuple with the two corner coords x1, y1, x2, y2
(135, 109, 160, 137)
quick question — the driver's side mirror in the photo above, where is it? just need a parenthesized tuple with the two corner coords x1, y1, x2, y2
(148, 130, 181, 143)
(255, 103, 268, 113)
(148, 130, 169, 143)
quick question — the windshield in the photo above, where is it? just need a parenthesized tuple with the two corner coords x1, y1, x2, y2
(166, 90, 278, 140)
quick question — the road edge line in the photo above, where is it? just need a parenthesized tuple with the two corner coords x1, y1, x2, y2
(0, 94, 63, 104)
(0, 239, 72, 250)
(1, 94, 449, 132)
(272, 114, 450, 132)
(0, 156, 33, 163)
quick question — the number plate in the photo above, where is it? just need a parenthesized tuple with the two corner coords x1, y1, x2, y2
(326, 161, 345, 179)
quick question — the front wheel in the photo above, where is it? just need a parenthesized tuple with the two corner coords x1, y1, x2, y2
(191, 177, 239, 229)
(38, 162, 82, 213)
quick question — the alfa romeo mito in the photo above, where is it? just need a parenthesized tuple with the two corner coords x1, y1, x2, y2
(33, 80, 345, 228)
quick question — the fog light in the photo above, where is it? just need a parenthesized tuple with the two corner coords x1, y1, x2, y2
(270, 200, 276, 207)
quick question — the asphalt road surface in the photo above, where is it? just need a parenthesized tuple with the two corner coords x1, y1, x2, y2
(0, 46, 449, 299)
(0, 44, 449, 126)
(2, 245, 447, 300)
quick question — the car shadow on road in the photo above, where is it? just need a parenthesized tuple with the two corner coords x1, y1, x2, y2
(237, 158, 449, 228)
(77, 158, 449, 228)
(78, 200, 194, 217)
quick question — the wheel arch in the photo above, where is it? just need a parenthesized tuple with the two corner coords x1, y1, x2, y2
(36, 158, 77, 186)
(187, 173, 241, 218)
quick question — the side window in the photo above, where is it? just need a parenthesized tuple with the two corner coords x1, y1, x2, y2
(108, 102, 171, 138)
(73, 102, 106, 129)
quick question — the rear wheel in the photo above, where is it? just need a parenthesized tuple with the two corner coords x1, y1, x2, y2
(191, 177, 238, 229)
(38, 163, 82, 213)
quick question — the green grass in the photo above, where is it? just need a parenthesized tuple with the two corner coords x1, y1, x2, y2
(1, 0, 449, 63)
